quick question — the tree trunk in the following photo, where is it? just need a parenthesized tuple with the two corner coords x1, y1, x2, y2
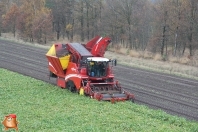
(129, 25, 132, 49)
(161, 25, 166, 56)
(44, 36, 46, 44)
(80, 1, 84, 41)
(56, 21, 60, 40)
(0, 25, 1, 36)
(165, 37, 168, 55)
(161, 10, 168, 56)
(86, 2, 89, 40)
(174, 32, 178, 56)
(174, 0, 181, 56)
(189, 31, 193, 56)
(188, 1, 194, 57)
(182, 42, 186, 55)
(13, 23, 16, 38)
(57, 31, 60, 40)
(71, 19, 74, 41)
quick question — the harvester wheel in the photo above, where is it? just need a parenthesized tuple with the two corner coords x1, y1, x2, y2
(66, 81, 76, 93)
(130, 98, 135, 103)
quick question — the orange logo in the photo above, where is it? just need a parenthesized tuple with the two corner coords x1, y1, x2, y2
(2, 114, 18, 131)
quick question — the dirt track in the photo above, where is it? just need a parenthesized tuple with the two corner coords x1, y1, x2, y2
(0, 39, 198, 121)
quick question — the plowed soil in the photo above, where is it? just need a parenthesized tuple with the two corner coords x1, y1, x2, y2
(0, 39, 198, 121)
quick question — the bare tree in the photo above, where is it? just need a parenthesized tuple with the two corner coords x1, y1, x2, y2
(2, 0, 198, 58)
(47, 0, 74, 40)
(0, 2, 6, 36)
(2, 3, 19, 37)
(185, 0, 198, 56)
(151, 0, 171, 56)
(106, 0, 150, 50)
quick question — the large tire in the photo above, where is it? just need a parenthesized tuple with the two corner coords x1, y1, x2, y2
(49, 71, 57, 78)
(66, 80, 76, 93)
(130, 98, 135, 103)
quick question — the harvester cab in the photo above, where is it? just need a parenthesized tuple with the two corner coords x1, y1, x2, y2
(46, 36, 135, 103)
(86, 57, 109, 77)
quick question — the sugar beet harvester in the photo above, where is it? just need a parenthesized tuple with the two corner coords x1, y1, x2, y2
(46, 36, 135, 103)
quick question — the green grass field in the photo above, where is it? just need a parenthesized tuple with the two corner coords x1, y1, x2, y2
(0, 68, 198, 132)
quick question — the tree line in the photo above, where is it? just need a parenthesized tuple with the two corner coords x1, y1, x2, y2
(0, 0, 198, 57)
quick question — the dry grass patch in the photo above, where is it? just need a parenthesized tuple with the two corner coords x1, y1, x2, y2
(143, 51, 153, 59)
(169, 56, 179, 63)
(187, 56, 198, 66)
(105, 50, 198, 80)
(154, 53, 162, 61)
(178, 57, 190, 65)
(116, 47, 127, 55)
(129, 50, 143, 58)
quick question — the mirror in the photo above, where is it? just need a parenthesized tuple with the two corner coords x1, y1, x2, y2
(111, 59, 117, 66)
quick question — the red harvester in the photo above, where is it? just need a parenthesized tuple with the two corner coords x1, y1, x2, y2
(46, 36, 135, 103)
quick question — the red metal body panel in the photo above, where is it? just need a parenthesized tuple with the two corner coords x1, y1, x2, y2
(57, 77, 66, 88)
(86, 36, 101, 51)
(46, 56, 65, 77)
(54, 43, 64, 52)
(91, 37, 111, 57)
(65, 62, 88, 90)
(85, 36, 111, 57)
